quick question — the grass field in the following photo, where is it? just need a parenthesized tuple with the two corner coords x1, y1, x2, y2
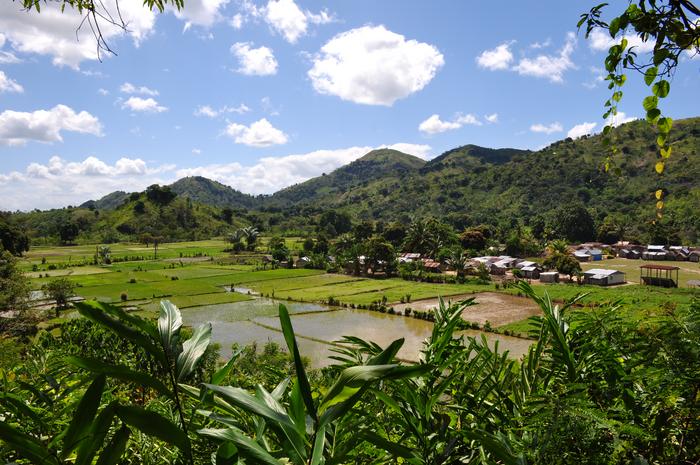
(581, 258, 700, 287)
(21, 240, 699, 338)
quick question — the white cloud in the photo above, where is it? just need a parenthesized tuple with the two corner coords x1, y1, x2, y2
(173, 0, 230, 30)
(194, 103, 250, 117)
(485, 113, 499, 123)
(120, 82, 159, 96)
(98, 88, 110, 96)
(0, 142, 433, 209)
(176, 142, 432, 195)
(262, 0, 334, 43)
(418, 113, 481, 135)
(567, 121, 597, 139)
(0, 0, 156, 69)
(231, 42, 278, 76)
(122, 96, 168, 113)
(231, 13, 244, 29)
(224, 118, 288, 147)
(264, 0, 307, 43)
(0, 34, 21, 64)
(606, 111, 636, 127)
(0, 105, 103, 146)
(530, 122, 563, 134)
(530, 38, 551, 49)
(192, 148, 202, 155)
(476, 42, 514, 70)
(308, 25, 444, 106)
(0, 71, 23, 93)
(513, 32, 577, 83)
(588, 29, 654, 53)
(0, 155, 173, 210)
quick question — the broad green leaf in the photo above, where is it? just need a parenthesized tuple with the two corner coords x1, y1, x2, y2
(652, 79, 670, 98)
(608, 17, 620, 37)
(74, 301, 164, 363)
(76, 402, 118, 465)
(660, 147, 672, 159)
(216, 442, 239, 465)
(95, 426, 130, 465)
(278, 304, 316, 420)
(0, 392, 44, 426)
(0, 422, 60, 465)
(657, 116, 673, 133)
(66, 356, 171, 397)
(199, 427, 282, 465)
(360, 431, 414, 459)
(62, 374, 106, 457)
(203, 384, 297, 431)
(211, 348, 242, 386)
(644, 66, 658, 85)
(646, 108, 661, 123)
(657, 134, 667, 147)
(158, 300, 182, 354)
(642, 95, 658, 112)
(176, 322, 212, 382)
(116, 405, 190, 454)
(653, 48, 670, 66)
(310, 424, 326, 465)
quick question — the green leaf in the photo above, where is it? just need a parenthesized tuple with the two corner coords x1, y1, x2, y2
(646, 108, 661, 123)
(652, 79, 670, 98)
(216, 442, 239, 465)
(0, 422, 60, 465)
(644, 66, 657, 85)
(642, 95, 658, 112)
(211, 348, 242, 386)
(176, 322, 212, 382)
(660, 147, 672, 159)
(278, 304, 316, 420)
(95, 426, 130, 465)
(657, 116, 673, 133)
(76, 402, 118, 465)
(115, 405, 190, 454)
(653, 48, 670, 66)
(310, 424, 326, 465)
(655, 161, 664, 174)
(158, 300, 182, 354)
(360, 431, 414, 459)
(62, 374, 106, 457)
(657, 134, 667, 147)
(609, 17, 620, 37)
(74, 301, 164, 363)
(199, 428, 282, 465)
(203, 384, 297, 431)
(66, 356, 171, 397)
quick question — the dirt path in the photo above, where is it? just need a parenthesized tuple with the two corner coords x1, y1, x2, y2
(392, 292, 541, 327)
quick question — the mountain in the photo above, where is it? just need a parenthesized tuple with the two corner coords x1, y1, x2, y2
(13, 116, 700, 244)
(169, 176, 258, 210)
(267, 149, 427, 207)
(79, 191, 130, 211)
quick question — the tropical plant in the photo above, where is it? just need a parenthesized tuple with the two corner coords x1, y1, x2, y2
(42, 277, 76, 317)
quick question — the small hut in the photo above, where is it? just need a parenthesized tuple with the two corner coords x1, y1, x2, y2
(583, 269, 626, 286)
(539, 271, 559, 283)
(640, 264, 680, 288)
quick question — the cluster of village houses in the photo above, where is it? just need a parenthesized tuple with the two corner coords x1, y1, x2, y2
(286, 243, 698, 288)
(394, 242, 700, 288)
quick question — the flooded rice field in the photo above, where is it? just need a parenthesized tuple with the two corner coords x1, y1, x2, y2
(393, 292, 541, 327)
(182, 292, 535, 367)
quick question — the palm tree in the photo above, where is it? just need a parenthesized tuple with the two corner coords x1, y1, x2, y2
(447, 249, 468, 279)
(241, 226, 259, 251)
(98, 245, 111, 264)
(546, 238, 570, 256)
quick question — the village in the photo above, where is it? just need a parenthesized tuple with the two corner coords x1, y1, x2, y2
(359, 242, 700, 289)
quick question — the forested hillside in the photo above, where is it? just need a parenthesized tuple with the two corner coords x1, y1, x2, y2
(7, 117, 700, 245)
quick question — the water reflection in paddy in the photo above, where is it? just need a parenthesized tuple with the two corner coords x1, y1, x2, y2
(182, 295, 532, 367)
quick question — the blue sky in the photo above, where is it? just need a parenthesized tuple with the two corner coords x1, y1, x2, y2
(0, 0, 698, 210)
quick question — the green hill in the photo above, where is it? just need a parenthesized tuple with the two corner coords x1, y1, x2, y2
(267, 148, 427, 207)
(170, 176, 258, 210)
(79, 191, 130, 211)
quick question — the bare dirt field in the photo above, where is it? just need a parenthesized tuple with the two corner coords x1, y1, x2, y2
(392, 292, 541, 327)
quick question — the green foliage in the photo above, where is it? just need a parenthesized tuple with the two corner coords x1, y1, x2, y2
(42, 277, 76, 316)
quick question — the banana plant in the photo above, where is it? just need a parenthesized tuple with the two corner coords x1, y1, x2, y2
(183, 303, 429, 464)
(0, 299, 213, 465)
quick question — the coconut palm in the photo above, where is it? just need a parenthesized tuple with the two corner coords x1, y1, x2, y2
(241, 226, 259, 251)
(546, 238, 570, 256)
(98, 245, 111, 264)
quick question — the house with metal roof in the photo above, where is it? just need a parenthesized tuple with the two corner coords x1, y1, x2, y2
(583, 268, 626, 286)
